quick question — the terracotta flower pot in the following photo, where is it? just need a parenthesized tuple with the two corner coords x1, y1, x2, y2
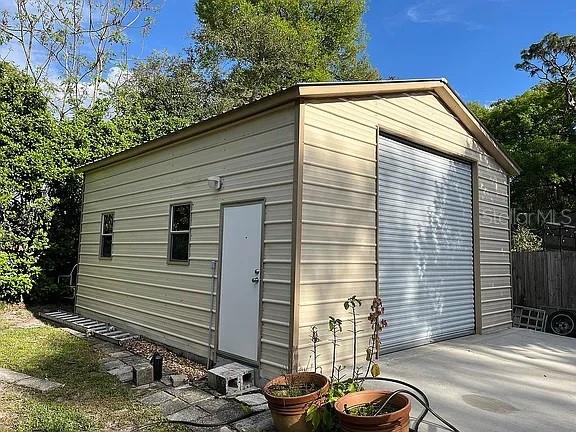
(334, 390, 411, 432)
(263, 372, 329, 432)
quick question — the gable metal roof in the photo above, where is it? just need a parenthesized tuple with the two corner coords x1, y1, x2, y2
(78, 79, 520, 175)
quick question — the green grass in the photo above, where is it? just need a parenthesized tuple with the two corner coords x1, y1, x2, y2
(0, 304, 186, 431)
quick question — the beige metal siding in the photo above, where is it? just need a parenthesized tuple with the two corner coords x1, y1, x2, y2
(77, 104, 296, 379)
(297, 93, 511, 370)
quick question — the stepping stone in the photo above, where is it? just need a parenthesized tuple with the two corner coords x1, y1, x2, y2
(158, 398, 189, 416)
(166, 385, 212, 404)
(108, 365, 133, 383)
(17, 377, 63, 393)
(252, 403, 269, 413)
(0, 368, 29, 383)
(122, 355, 149, 366)
(232, 410, 275, 432)
(140, 390, 174, 406)
(109, 351, 132, 359)
(236, 393, 267, 407)
(102, 359, 126, 371)
(167, 406, 211, 423)
(196, 399, 246, 423)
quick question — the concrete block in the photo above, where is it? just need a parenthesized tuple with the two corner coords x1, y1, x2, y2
(132, 363, 154, 386)
(169, 374, 187, 387)
(0, 368, 29, 383)
(207, 363, 255, 395)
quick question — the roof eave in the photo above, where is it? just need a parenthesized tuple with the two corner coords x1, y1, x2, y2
(78, 79, 520, 177)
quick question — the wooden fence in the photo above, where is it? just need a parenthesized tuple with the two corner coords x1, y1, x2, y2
(511, 251, 576, 310)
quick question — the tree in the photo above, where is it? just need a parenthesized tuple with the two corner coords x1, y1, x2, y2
(113, 52, 213, 139)
(190, 0, 380, 110)
(0, 62, 60, 301)
(516, 33, 576, 113)
(0, 0, 159, 118)
(470, 85, 576, 213)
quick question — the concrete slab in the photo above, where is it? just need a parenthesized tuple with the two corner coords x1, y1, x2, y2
(166, 385, 212, 404)
(166, 406, 210, 423)
(232, 411, 275, 432)
(0, 368, 29, 383)
(122, 355, 149, 366)
(107, 365, 133, 383)
(109, 351, 133, 359)
(140, 390, 174, 406)
(373, 328, 576, 432)
(16, 377, 63, 393)
(158, 398, 189, 416)
(236, 392, 267, 407)
(196, 398, 247, 423)
(102, 359, 126, 371)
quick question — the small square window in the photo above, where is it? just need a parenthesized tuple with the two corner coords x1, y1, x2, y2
(169, 204, 190, 262)
(100, 212, 114, 258)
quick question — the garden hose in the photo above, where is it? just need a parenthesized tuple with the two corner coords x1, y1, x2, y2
(136, 378, 461, 432)
(362, 377, 461, 432)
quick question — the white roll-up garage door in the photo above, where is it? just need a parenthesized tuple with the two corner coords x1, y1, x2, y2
(378, 136, 475, 353)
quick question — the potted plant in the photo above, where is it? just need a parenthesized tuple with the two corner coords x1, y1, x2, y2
(263, 370, 329, 432)
(334, 390, 411, 432)
(332, 297, 411, 432)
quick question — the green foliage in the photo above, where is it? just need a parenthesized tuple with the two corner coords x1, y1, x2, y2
(191, 0, 379, 109)
(470, 84, 576, 212)
(306, 296, 388, 430)
(512, 225, 543, 252)
(0, 62, 60, 302)
(516, 33, 576, 113)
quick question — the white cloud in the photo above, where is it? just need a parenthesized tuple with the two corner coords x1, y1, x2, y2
(406, 1, 483, 31)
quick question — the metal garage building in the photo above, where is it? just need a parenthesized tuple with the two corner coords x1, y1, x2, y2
(76, 80, 519, 381)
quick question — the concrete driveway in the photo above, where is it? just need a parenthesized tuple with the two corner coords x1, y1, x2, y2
(370, 328, 576, 432)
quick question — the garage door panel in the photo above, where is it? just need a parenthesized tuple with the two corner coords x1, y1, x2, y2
(378, 136, 475, 353)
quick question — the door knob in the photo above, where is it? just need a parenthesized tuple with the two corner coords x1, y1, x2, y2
(251, 276, 260, 283)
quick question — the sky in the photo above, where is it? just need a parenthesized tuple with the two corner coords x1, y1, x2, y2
(1, 0, 574, 105)
(137, 0, 575, 105)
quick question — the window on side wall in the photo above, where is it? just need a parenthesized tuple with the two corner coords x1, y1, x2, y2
(100, 212, 114, 258)
(169, 203, 191, 263)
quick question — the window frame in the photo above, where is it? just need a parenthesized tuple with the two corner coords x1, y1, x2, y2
(168, 203, 191, 264)
(99, 212, 114, 259)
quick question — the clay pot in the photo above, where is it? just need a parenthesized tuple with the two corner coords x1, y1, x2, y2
(263, 372, 329, 432)
(334, 390, 411, 432)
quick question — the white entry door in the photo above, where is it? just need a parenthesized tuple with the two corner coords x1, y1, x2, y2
(218, 202, 263, 362)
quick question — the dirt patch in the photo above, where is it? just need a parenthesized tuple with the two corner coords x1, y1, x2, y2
(124, 339, 206, 381)
(0, 304, 45, 329)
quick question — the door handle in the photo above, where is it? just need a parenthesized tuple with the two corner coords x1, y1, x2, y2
(252, 268, 260, 284)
